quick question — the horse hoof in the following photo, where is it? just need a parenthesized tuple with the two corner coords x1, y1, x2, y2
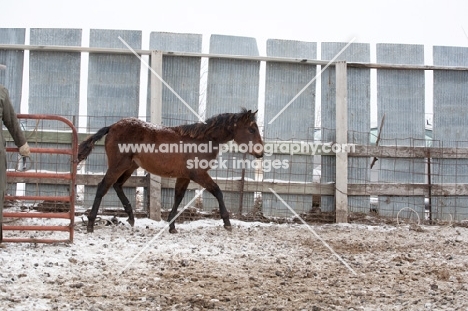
(127, 218, 135, 227)
(169, 228, 178, 234)
(224, 225, 232, 232)
(87, 227, 94, 233)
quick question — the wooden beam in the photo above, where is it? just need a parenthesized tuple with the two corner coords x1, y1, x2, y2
(3, 44, 468, 70)
(351, 145, 468, 159)
(348, 183, 468, 196)
(160, 178, 335, 196)
(347, 61, 468, 71)
(335, 61, 348, 223)
(348, 183, 428, 196)
(148, 50, 163, 221)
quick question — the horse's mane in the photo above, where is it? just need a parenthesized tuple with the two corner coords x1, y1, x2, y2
(173, 108, 257, 141)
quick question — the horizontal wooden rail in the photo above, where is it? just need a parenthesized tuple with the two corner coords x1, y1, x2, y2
(348, 183, 468, 196)
(2, 44, 468, 71)
(351, 145, 468, 159)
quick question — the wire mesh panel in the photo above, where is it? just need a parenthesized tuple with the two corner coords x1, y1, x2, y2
(432, 46, 468, 221)
(376, 44, 426, 218)
(83, 29, 142, 210)
(146, 32, 203, 213)
(262, 39, 317, 217)
(203, 35, 260, 213)
(0, 28, 25, 112)
(321, 43, 371, 213)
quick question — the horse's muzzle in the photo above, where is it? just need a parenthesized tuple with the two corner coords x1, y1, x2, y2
(254, 152, 264, 159)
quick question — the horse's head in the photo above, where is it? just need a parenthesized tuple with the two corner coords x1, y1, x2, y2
(233, 109, 264, 158)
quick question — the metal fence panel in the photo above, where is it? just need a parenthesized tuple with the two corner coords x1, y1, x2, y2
(87, 29, 141, 130)
(147, 32, 203, 212)
(432, 46, 468, 221)
(376, 44, 425, 218)
(147, 32, 202, 126)
(262, 39, 317, 216)
(84, 29, 141, 208)
(321, 43, 371, 213)
(28, 28, 81, 122)
(26, 28, 82, 202)
(0, 28, 25, 113)
(203, 35, 260, 212)
(0, 28, 25, 198)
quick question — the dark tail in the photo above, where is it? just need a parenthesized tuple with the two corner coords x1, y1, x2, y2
(78, 126, 111, 163)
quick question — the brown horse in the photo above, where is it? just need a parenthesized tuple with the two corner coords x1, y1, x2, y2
(78, 109, 264, 233)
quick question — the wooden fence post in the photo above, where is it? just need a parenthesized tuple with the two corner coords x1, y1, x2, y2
(335, 61, 348, 222)
(149, 50, 162, 221)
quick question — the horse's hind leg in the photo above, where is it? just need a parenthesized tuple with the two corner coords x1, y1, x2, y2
(87, 173, 117, 233)
(191, 173, 231, 231)
(113, 162, 139, 227)
(168, 177, 190, 234)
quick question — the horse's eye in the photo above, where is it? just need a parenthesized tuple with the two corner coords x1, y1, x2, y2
(248, 128, 255, 134)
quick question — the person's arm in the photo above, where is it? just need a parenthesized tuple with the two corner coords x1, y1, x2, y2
(1, 86, 29, 156)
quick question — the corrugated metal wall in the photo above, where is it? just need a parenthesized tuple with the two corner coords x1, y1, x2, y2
(0, 28, 25, 113)
(25, 28, 82, 202)
(1, 28, 25, 197)
(202, 34, 260, 213)
(432, 46, 468, 221)
(147, 32, 202, 212)
(321, 42, 371, 213)
(84, 29, 142, 208)
(262, 39, 316, 216)
(376, 44, 426, 218)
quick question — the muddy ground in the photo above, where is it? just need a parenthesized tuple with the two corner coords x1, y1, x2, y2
(1, 218, 468, 310)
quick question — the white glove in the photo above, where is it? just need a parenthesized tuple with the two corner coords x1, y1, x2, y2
(19, 142, 30, 157)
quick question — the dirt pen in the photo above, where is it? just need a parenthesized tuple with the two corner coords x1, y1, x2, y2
(2, 217, 468, 310)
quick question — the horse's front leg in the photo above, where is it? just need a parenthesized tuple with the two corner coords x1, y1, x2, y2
(168, 177, 191, 233)
(192, 172, 231, 231)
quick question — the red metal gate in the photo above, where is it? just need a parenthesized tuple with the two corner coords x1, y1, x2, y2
(2, 114, 78, 243)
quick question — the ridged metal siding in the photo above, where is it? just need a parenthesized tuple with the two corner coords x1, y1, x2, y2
(203, 35, 260, 212)
(262, 39, 316, 215)
(321, 43, 371, 212)
(84, 29, 142, 208)
(376, 44, 425, 218)
(147, 32, 202, 126)
(0, 28, 25, 113)
(26, 28, 82, 201)
(1, 28, 25, 196)
(147, 32, 202, 212)
(432, 46, 468, 221)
